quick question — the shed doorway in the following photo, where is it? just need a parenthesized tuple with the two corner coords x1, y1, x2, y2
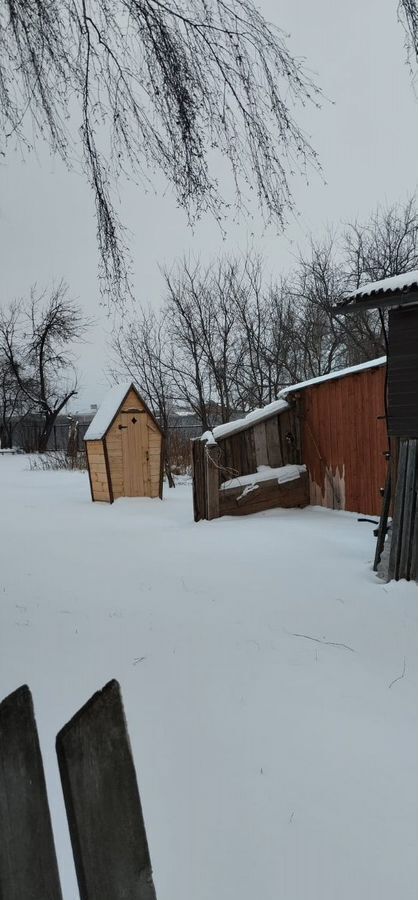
(120, 411, 148, 496)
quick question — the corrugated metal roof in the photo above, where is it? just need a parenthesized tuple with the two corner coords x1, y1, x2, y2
(345, 270, 418, 301)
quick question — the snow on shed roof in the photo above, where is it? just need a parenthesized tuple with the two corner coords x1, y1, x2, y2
(345, 270, 418, 301)
(201, 398, 290, 441)
(201, 357, 386, 443)
(279, 356, 386, 398)
(84, 382, 134, 440)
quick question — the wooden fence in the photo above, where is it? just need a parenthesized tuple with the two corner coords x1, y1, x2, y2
(192, 426, 308, 522)
(192, 402, 304, 522)
(0, 681, 157, 900)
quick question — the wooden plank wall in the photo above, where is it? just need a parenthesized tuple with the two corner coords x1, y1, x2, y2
(387, 307, 418, 438)
(298, 366, 388, 516)
(220, 472, 309, 517)
(216, 407, 300, 485)
(86, 440, 111, 502)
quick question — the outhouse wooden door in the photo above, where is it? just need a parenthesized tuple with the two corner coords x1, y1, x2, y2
(120, 411, 149, 496)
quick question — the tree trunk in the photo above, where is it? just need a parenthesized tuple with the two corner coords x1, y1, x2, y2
(165, 458, 175, 488)
(37, 414, 57, 452)
(0, 423, 13, 449)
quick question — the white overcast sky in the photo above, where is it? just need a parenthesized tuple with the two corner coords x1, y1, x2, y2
(1, 0, 417, 409)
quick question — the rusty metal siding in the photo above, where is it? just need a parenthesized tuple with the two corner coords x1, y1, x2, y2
(299, 366, 388, 516)
(387, 306, 418, 438)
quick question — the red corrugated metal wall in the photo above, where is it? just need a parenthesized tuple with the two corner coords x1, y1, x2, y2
(299, 366, 388, 516)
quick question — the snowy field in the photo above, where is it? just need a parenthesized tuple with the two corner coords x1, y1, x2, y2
(0, 455, 417, 900)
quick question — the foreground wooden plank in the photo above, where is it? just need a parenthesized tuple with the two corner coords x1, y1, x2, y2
(0, 685, 63, 900)
(56, 680, 157, 900)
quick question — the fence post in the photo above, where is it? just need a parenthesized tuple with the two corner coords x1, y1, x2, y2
(205, 441, 221, 521)
(56, 680, 157, 900)
(0, 685, 63, 900)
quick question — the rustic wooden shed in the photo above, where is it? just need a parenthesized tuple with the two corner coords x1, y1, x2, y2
(342, 271, 418, 581)
(284, 358, 388, 516)
(192, 398, 309, 520)
(192, 357, 388, 521)
(84, 383, 164, 503)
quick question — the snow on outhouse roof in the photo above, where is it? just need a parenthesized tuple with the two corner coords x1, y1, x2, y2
(345, 270, 418, 301)
(84, 382, 134, 441)
(278, 356, 386, 398)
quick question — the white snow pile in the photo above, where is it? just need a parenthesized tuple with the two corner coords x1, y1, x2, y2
(221, 464, 306, 491)
(84, 382, 134, 440)
(346, 270, 418, 300)
(0, 455, 416, 900)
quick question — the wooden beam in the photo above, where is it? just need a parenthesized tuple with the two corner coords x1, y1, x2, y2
(102, 438, 114, 504)
(56, 680, 157, 900)
(0, 685, 63, 900)
(373, 462, 391, 572)
(388, 439, 408, 580)
(399, 440, 417, 580)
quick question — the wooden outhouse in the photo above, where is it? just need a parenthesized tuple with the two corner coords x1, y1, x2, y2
(84, 383, 164, 503)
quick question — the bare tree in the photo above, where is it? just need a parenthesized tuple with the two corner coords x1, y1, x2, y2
(0, 0, 321, 303)
(343, 197, 418, 287)
(398, 0, 418, 67)
(0, 283, 90, 451)
(0, 356, 31, 448)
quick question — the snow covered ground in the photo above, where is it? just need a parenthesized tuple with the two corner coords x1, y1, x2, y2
(0, 455, 417, 900)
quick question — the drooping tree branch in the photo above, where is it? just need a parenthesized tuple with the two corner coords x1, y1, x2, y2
(398, 0, 418, 68)
(0, 0, 322, 304)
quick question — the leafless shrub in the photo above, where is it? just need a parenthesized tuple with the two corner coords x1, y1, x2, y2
(28, 450, 87, 471)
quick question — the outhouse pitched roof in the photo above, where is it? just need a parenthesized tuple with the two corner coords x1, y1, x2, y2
(84, 383, 133, 440)
(84, 381, 166, 442)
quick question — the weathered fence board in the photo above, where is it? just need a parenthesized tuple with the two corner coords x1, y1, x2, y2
(388, 439, 408, 581)
(56, 680, 157, 900)
(206, 442, 221, 521)
(0, 685, 63, 900)
(253, 422, 269, 467)
(265, 416, 283, 468)
(219, 472, 309, 517)
(398, 440, 417, 579)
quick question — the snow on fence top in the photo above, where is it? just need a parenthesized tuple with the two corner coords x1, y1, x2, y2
(278, 356, 386, 398)
(345, 270, 418, 301)
(84, 382, 133, 441)
(201, 356, 386, 442)
(220, 464, 306, 491)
